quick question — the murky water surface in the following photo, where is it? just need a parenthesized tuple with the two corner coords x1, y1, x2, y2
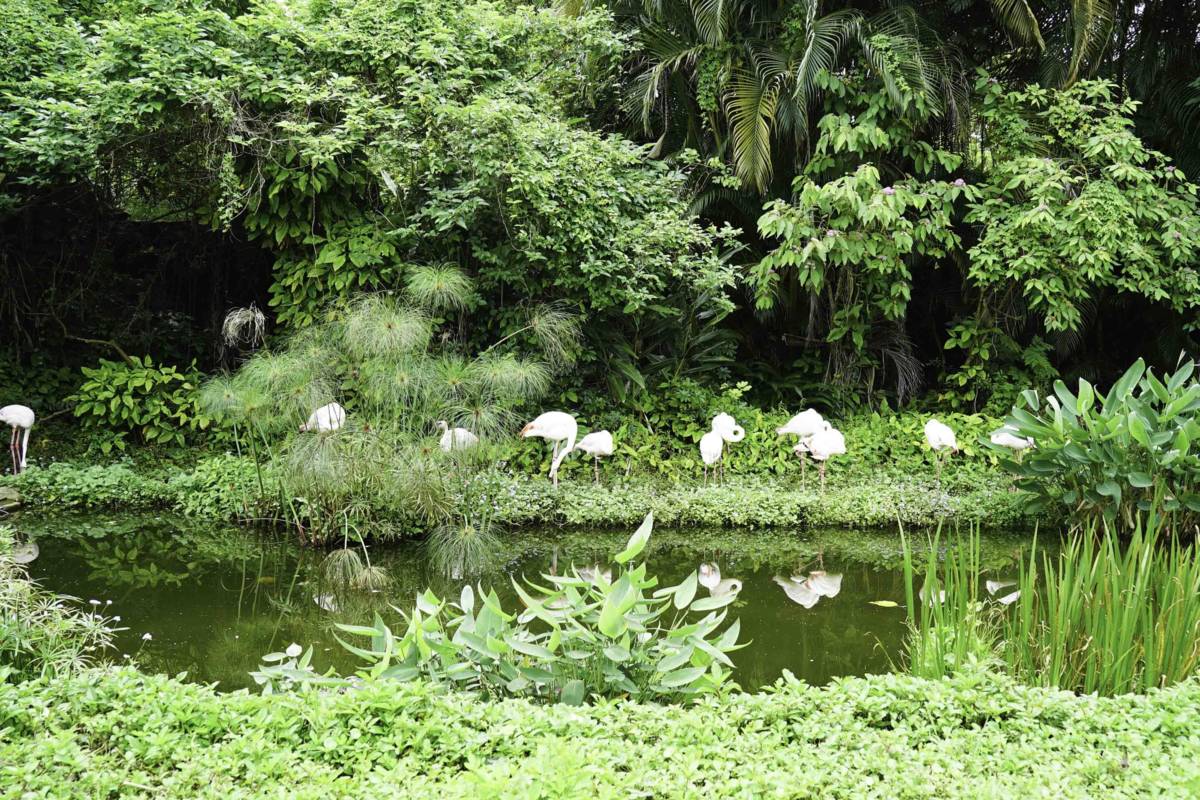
(16, 512, 1036, 690)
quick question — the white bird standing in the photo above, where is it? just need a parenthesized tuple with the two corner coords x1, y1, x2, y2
(521, 411, 577, 487)
(778, 408, 824, 486)
(0, 405, 35, 475)
(924, 418, 958, 483)
(300, 402, 346, 433)
(807, 423, 846, 492)
(699, 429, 724, 485)
(710, 412, 745, 481)
(436, 421, 479, 452)
(572, 430, 614, 484)
(990, 425, 1033, 459)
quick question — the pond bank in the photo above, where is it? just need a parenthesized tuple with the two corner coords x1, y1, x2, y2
(5, 667, 1197, 798)
(2, 458, 1037, 534)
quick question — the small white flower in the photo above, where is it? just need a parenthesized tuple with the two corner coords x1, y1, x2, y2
(285, 643, 303, 658)
(89, 599, 101, 606)
(105, 600, 112, 605)
(142, 633, 153, 641)
(112, 616, 121, 622)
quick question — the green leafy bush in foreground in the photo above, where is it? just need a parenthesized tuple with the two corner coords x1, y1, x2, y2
(3, 667, 1199, 798)
(254, 514, 743, 703)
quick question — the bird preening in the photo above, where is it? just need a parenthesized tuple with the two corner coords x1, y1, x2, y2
(1, 404, 35, 475)
(299, 402, 346, 433)
(572, 429, 613, 484)
(436, 421, 479, 452)
(779, 408, 845, 491)
(924, 417, 958, 485)
(521, 411, 577, 487)
(700, 413, 744, 484)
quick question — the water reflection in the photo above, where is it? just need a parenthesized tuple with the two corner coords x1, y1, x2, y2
(16, 511, 1040, 691)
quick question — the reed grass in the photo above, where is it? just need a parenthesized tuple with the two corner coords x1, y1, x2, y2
(902, 514, 1200, 696)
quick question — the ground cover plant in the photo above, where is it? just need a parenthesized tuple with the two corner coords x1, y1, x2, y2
(3, 666, 1199, 798)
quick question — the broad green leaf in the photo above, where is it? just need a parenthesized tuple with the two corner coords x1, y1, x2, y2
(673, 571, 698, 610)
(614, 513, 653, 564)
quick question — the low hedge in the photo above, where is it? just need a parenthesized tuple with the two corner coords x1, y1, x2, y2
(2, 667, 1198, 798)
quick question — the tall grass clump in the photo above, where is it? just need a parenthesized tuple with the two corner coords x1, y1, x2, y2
(201, 266, 579, 548)
(903, 515, 1200, 696)
(0, 525, 118, 681)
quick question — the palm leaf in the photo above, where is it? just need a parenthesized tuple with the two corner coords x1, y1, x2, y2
(725, 65, 781, 192)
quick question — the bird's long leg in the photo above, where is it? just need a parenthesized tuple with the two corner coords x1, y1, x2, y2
(800, 453, 806, 489)
(9, 427, 16, 476)
(593, 456, 599, 485)
(819, 462, 827, 493)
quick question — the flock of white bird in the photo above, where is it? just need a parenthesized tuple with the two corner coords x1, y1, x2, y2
(0, 396, 1034, 483)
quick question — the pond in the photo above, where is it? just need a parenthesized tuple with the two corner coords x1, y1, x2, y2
(15, 512, 1037, 691)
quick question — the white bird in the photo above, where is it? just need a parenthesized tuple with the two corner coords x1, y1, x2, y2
(924, 418, 958, 452)
(924, 418, 958, 483)
(300, 402, 346, 433)
(0, 404, 35, 474)
(436, 421, 479, 452)
(777, 409, 824, 439)
(573, 430, 614, 484)
(710, 413, 745, 481)
(990, 425, 1033, 456)
(699, 562, 741, 597)
(699, 429, 724, 485)
(807, 423, 846, 491)
(521, 411, 577, 487)
(804, 570, 843, 598)
(774, 575, 821, 608)
(775, 571, 843, 608)
(779, 409, 825, 487)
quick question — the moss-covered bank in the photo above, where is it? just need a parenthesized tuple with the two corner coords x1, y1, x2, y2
(1, 457, 1035, 532)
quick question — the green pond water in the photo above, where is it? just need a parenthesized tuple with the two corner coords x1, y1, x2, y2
(14, 512, 1038, 691)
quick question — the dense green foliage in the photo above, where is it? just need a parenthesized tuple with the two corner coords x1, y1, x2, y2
(997, 357, 1200, 530)
(68, 356, 215, 452)
(904, 519, 1200, 696)
(4, 667, 1200, 797)
(2, 0, 1198, 421)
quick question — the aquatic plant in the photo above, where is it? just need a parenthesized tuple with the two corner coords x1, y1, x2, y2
(0, 525, 119, 681)
(258, 513, 743, 703)
(201, 269, 580, 544)
(996, 356, 1200, 532)
(903, 515, 1200, 695)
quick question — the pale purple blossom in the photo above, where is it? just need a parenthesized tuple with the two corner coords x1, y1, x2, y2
(882, 186, 895, 196)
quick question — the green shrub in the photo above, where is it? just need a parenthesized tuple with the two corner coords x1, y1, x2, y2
(168, 454, 280, 521)
(4, 667, 1200, 798)
(998, 357, 1200, 530)
(254, 514, 743, 703)
(68, 357, 216, 453)
(0, 526, 118, 681)
(2, 462, 171, 509)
